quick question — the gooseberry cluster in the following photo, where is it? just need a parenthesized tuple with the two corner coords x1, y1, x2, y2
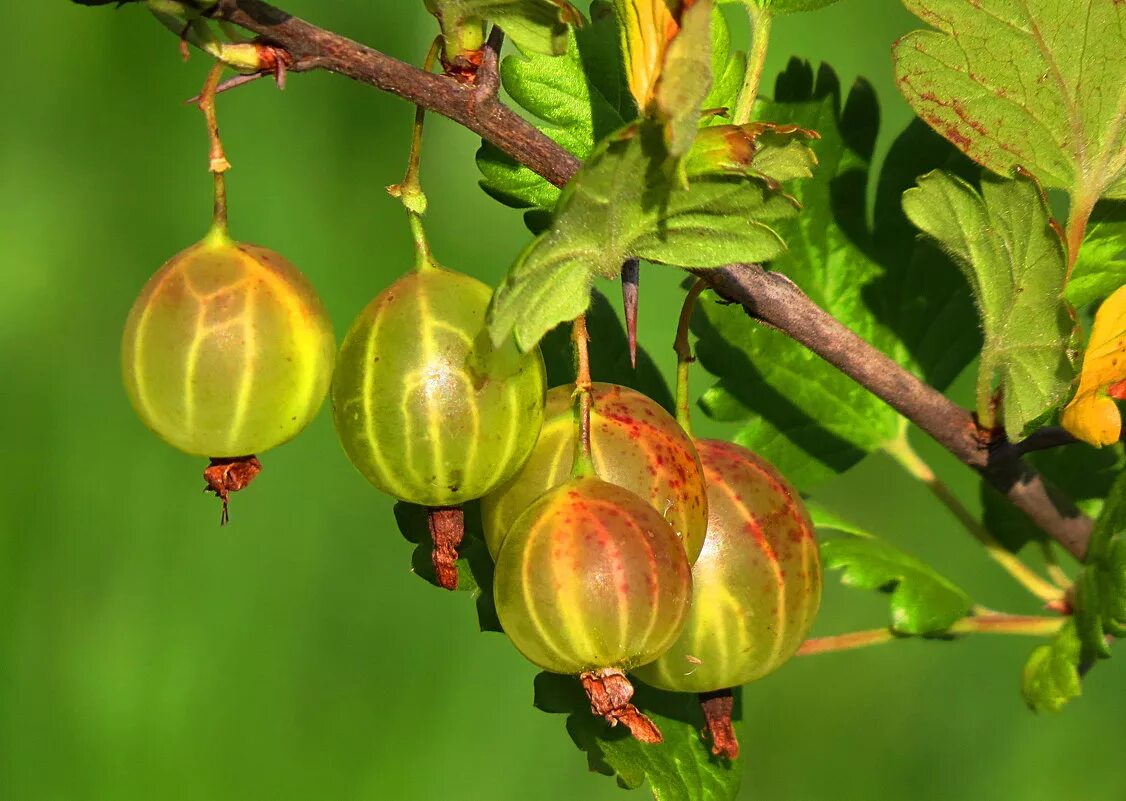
(120, 59, 821, 757)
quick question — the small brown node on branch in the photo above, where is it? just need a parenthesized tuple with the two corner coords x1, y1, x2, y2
(580, 668, 663, 743)
(698, 689, 739, 759)
(254, 42, 294, 89)
(440, 47, 485, 85)
(428, 506, 465, 590)
(203, 455, 262, 526)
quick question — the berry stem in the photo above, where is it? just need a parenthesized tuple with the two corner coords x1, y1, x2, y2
(797, 613, 1066, 657)
(673, 280, 707, 436)
(881, 426, 1066, 603)
(571, 315, 596, 479)
(197, 59, 231, 238)
(732, 4, 771, 126)
(389, 38, 442, 272)
(1040, 541, 1073, 591)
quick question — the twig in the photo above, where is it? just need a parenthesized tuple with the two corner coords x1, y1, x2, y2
(156, 0, 1093, 560)
(798, 614, 1066, 657)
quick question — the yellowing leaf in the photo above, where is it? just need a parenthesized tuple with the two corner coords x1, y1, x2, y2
(653, 0, 713, 158)
(1063, 285, 1126, 447)
(613, 0, 681, 111)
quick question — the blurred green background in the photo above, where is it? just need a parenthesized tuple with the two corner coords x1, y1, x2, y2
(2, 2, 1122, 799)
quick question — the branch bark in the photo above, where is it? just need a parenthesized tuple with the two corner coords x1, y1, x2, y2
(204, 0, 1092, 559)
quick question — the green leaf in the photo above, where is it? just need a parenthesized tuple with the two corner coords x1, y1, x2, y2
(477, 1, 634, 210)
(393, 501, 501, 632)
(820, 534, 974, 635)
(1021, 619, 1083, 713)
(534, 673, 743, 801)
(894, 0, 1126, 209)
(696, 62, 977, 490)
(1067, 200, 1126, 309)
(428, 0, 583, 56)
(903, 169, 1073, 440)
(980, 442, 1124, 552)
(488, 121, 798, 350)
(1073, 472, 1126, 659)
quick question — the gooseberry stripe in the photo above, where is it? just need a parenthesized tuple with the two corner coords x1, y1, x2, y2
(226, 286, 258, 454)
(359, 288, 415, 501)
(413, 280, 451, 495)
(520, 502, 573, 667)
(740, 453, 821, 658)
(708, 473, 788, 673)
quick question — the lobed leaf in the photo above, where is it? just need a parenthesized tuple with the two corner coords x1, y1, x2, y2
(903, 169, 1073, 440)
(894, 0, 1126, 211)
(1021, 619, 1083, 713)
(1061, 285, 1126, 446)
(534, 673, 744, 801)
(820, 534, 974, 635)
(487, 120, 798, 350)
(477, 1, 635, 211)
(695, 62, 978, 490)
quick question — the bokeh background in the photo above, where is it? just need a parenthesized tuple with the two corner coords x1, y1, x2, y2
(2, 2, 1122, 799)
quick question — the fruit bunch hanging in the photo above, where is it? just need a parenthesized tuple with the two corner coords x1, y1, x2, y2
(117, 30, 823, 757)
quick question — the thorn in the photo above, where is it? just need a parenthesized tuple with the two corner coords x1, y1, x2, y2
(621, 259, 640, 369)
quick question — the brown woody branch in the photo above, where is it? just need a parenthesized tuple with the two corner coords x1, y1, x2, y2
(203, 0, 1092, 559)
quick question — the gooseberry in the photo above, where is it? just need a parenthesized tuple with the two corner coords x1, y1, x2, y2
(481, 383, 708, 563)
(331, 265, 546, 507)
(121, 228, 336, 459)
(494, 476, 692, 741)
(631, 438, 822, 756)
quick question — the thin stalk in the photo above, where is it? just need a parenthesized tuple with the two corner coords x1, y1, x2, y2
(1040, 541, 1073, 591)
(197, 60, 231, 238)
(1065, 192, 1096, 277)
(673, 280, 707, 436)
(732, 5, 771, 125)
(798, 614, 1066, 657)
(882, 428, 1064, 603)
(571, 315, 596, 479)
(389, 38, 442, 272)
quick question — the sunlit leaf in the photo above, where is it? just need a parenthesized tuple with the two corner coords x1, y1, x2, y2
(903, 169, 1073, 440)
(894, 0, 1126, 214)
(820, 534, 973, 635)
